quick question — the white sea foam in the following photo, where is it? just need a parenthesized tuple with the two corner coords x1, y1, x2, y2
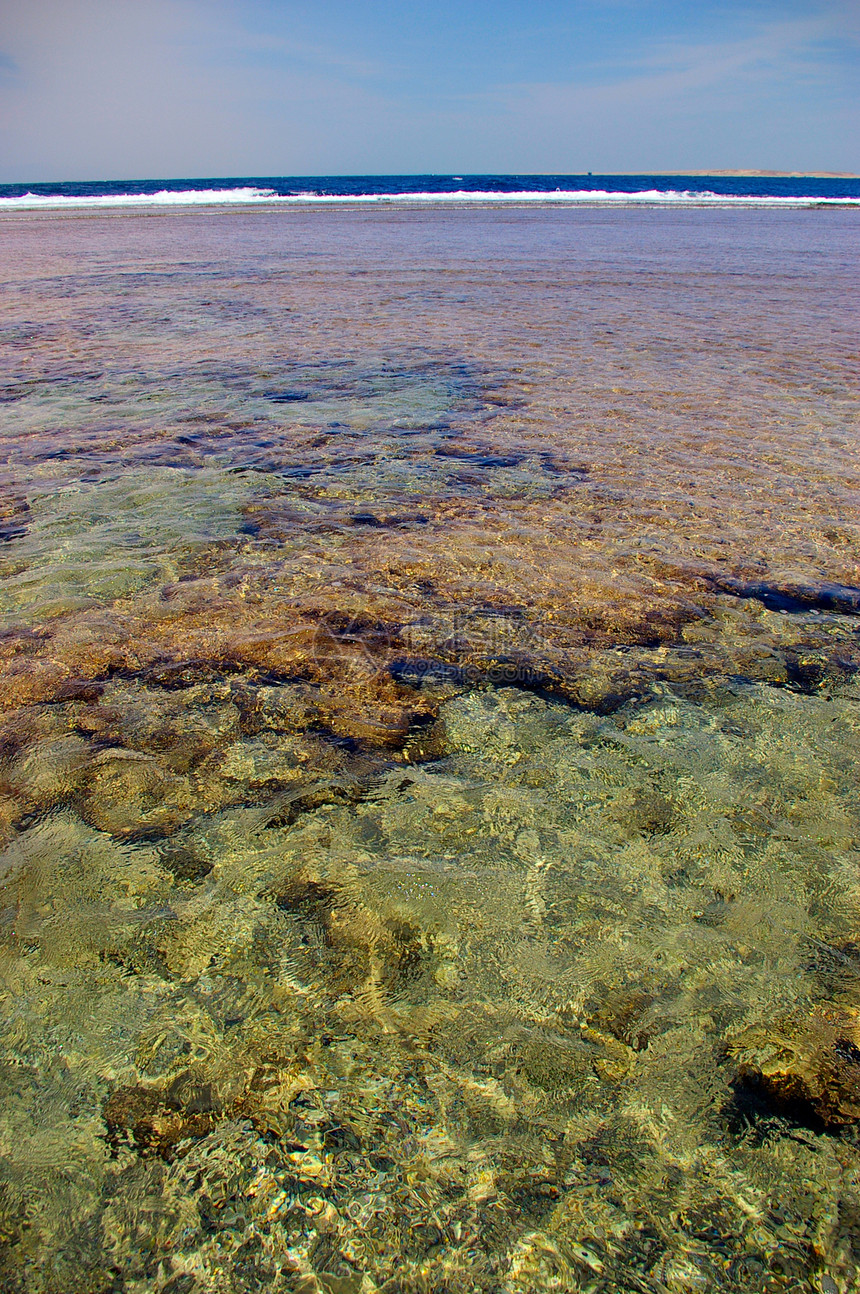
(0, 187, 278, 210)
(0, 186, 857, 211)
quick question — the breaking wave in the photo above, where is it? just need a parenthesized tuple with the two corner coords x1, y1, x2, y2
(1, 185, 858, 210)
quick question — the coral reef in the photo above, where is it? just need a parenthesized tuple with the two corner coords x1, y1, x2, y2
(0, 205, 858, 1291)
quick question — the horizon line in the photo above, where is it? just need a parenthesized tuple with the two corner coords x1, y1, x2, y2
(2, 169, 858, 187)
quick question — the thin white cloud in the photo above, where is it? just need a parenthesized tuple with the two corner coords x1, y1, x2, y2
(453, 14, 857, 171)
(503, 16, 850, 109)
(0, 0, 856, 179)
(176, 1, 395, 81)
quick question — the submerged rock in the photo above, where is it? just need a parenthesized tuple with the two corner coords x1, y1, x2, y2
(77, 747, 192, 838)
(2, 732, 92, 813)
(103, 1076, 223, 1160)
(727, 1006, 860, 1129)
(274, 862, 433, 1000)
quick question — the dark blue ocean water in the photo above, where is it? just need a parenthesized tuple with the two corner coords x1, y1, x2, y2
(1, 172, 858, 205)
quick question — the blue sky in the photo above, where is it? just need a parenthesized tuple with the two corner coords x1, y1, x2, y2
(0, 0, 857, 181)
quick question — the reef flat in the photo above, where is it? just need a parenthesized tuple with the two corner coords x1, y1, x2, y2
(0, 206, 858, 1292)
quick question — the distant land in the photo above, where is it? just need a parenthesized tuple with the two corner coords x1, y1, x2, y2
(624, 170, 859, 179)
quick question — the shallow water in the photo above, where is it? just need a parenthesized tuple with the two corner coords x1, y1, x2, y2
(0, 206, 859, 1292)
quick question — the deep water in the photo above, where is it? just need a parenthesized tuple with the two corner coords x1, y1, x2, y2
(2, 172, 860, 201)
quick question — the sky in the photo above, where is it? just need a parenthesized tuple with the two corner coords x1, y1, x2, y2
(0, 0, 857, 182)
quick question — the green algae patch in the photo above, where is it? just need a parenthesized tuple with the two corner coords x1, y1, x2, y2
(0, 468, 269, 621)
